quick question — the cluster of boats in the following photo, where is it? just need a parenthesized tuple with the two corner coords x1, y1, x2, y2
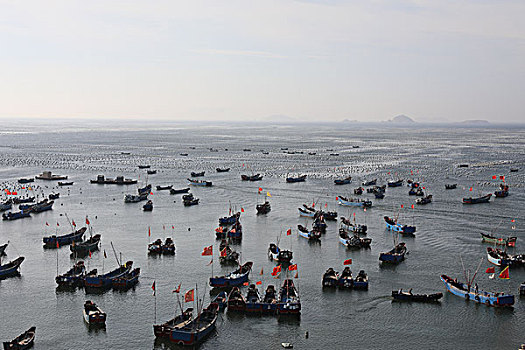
(215, 212, 242, 241)
(148, 238, 176, 255)
(322, 267, 369, 289)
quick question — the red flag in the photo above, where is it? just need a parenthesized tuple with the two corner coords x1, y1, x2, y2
(220, 247, 227, 257)
(12, 191, 17, 195)
(72, 220, 76, 227)
(422, 187, 425, 190)
(173, 283, 181, 293)
(184, 289, 194, 302)
(207, 259, 213, 266)
(103, 250, 107, 258)
(148, 226, 151, 237)
(325, 203, 328, 208)
(271, 265, 282, 276)
(86, 217, 90, 225)
(400, 204, 404, 209)
(56, 241, 59, 249)
(243, 282, 249, 286)
(258, 187, 262, 192)
(492, 175, 497, 180)
(511, 219, 515, 223)
(499, 266, 510, 279)
(89, 250, 92, 258)
(256, 281, 262, 285)
(499, 176, 505, 181)
(288, 264, 298, 271)
(57, 222, 60, 227)
(201, 245, 213, 256)
(469, 187, 473, 192)
(260, 268, 264, 275)
(343, 259, 352, 265)
(411, 204, 414, 209)
(172, 225, 175, 229)
(152, 281, 156, 296)
(150, 192, 153, 195)
(485, 267, 495, 273)
(294, 271, 299, 278)
(335, 196, 338, 201)
(286, 229, 292, 236)
(46, 222, 49, 226)
(312, 202, 315, 207)
(241, 207, 244, 213)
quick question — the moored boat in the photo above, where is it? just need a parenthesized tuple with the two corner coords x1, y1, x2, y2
(297, 225, 321, 241)
(2, 211, 31, 221)
(278, 279, 301, 314)
(112, 267, 141, 290)
(124, 193, 148, 203)
(43, 227, 86, 248)
(334, 176, 352, 185)
(480, 232, 516, 247)
(0, 201, 12, 212)
(322, 268, 339, 288)
(84, 261, 133, 290)
(286, 174, 307, 183)
(83, 300, 107, 325)
(462, 194, 492, 204)
(416, 195, 432, 205)
(55, 261, 86, 287)
(17, 178, 34, 184)
(337, 196, 372, 208)
(379, 243, 407, 264)
(36, 171, 68, 180)
(70, 234, 101, 257)
(445, 184, 457, 189)
(2, 326, 36, 350)
(392, 290, 443, 302)
(494, 184, 509, 198)
(268, 243, 293, 264)
(190, 171, 205, 177)
(362, 179, 377, 186)
(188, 178, 212, 187)
(211, 291, 228, 311)
(340, 217, 367, 234)
(216, 167, 230, 173)
(256, 201, 271, 215)
(245, 284, 262, 313)
(260, 285, 278, 314)
(387, 179, 403, 187)
(241, 174, 263, 181)
(384, 216, 416, 235)
(339, 229, 371, 249)
(156, 185, 173, 191)
(353, 270, 369, 289)
(440, 274, 514, 307)
(143, 200, 153, 211)
(298, 207, 315, 218)
(209, 262, 253, 288)
(170, 187, 190, 194)
(0, 256, 25, 279)
(58, 181, 74, 186)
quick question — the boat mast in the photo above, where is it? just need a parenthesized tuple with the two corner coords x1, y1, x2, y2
(470, 257, 484, 286)
(110, 241, 121, 266)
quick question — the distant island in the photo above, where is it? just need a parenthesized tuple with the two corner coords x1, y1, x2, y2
(385, 115, 416, 123)
(457, 119, 490, 125)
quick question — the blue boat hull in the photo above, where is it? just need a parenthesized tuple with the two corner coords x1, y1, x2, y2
(440, 275, 514, 307)
(209, 273, 249, 287)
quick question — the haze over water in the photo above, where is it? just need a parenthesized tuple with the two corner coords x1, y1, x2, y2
(1, 120, 524, 349)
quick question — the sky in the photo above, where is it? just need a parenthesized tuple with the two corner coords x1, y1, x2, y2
(1, 0, 524, 123)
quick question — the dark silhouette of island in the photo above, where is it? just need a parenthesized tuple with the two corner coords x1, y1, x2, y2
(386, 115, 416, 123)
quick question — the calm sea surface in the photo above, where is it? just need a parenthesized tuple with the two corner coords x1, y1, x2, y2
(0, 120, 524, 349)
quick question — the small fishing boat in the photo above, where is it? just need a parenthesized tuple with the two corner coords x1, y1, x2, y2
(312, 216, 327, 233)
(487, 247, 525, 267)
(187, 178, 212, 187)
(138, 165, 150, 169)
(138, 184, 152, 195)
(387, 179, 403, 187)
(0, 256, 25, 279)
(169, 187, 190, 195)
(162, 238, 176, 255)
(445, 184, 457, 189)
(416, 195, 432, 205)
(58, 181, 74, 186)
(408, 187, 424, 196)
(392, 290, 443, 302)
(260, 285, 278, 314)
(256, 201, 271, 215)
(148, 239, 163, 254)
(227, 222, 242, 241)
(0, 201, 12, 212)
(317, 210, 337, 221)
(339, 229, 371, 249)
(297, 225, 322, 241)
(268, 243, 293, 264)
(84, 261, 133, 290)
(17, 178, 34, 184)
(55, 261, 86, 287)
(83, 301, 107, 325)
(336, 267, 353, 288)
(286, 174, 307, 183)
(278, 279, 301, 314)
(227, 286, 246, 312)
(219, 212, 240, 226)
(124, 193, 148, 203)
(12, 197, 34, 204)
(112, 267, 141, 289)
(2, 211, 31, 221)
(334, 176, 352, 185)
(362, 179, 377, 186)
(209, 262, 253, 288)
(519, 282, 525, 296)
(322, 268, 339, 288)
(43, 227, 86, 248)
(156, 185, 173, 191)
(353, 270, 369, 289)
(462, 194, 492, 204)
(340, 217, 367, 234)
(379, 243, 407, 264)
(241, 174, 263, 181)
(70, 234, 101, 257)
(384, 216, 416, 235)
(32, 200, 54, 213)
(48, 193, 60, 200)
(480, 233, 516, 247)
(211, 291, 228, 311)
(298, 207, 315, 218)
(143, 200, 153, 211)
(219, 240, 239, 265)
(494, 184, 509, 198)
(337, 196, 372, 208)
(354, 187, 363, 195)
(2, 326, 36, 350)
(245, 284, 263, 313)
(440, 275, 514, 307)
(216, 167, 230, 173)
(153, 303, 218, 346)
(190, 171, 205, 177)
(147, 170, 157, 175)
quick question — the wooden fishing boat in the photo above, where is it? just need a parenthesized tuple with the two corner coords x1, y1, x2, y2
(216, 167, 230, 173)
(12, 197, 34, 204)
(58, 181, 74, 186)
(70, 234, 101, 256)
(387, 179, 403, 187)
(298, 207, 315, 218)
(462, 193, 492, 204)
(260, 285, 278, 314)
(445, 184, 457, 189)
(187, 178, 212, 187)
(268, 243, 293, 264)
(278, 279, 301, 314)
(0, 257, 25, 279)
(353, 270, 369, 289)
(416, 195, 432, 205)
(219, 240, 239, 265)
(487, 247, 524, 267)
(494, 184, 509, 198)
(312, 216, 327, 233)
(339, 229, 371, 249)
(211, 291, 228, 311)
(184, 198, 200, 207)
(156, 185, 173, 191)
(143, 200, 153, 211)
(138, 184, 152, 195)
(241, 174, 263, 181)
(392, 290, 443, 302)
(440, 275, 514, 307)
(297, 225, 321, 241)
(17, 178, 34, 184)
(138, 165, 150, 169)
(337, 196, 372, 208)
(322, 268, 339, 288)
(84, 261, 133, 290)
(219, 212, 240, 226)
(317, 210, 337, 221)
(256, 201, 271, 215)
(112, 267, 141, 289)
(362, 179, 377, 186)
(379, 243, 407, 264)
(2, 326, 36, 350)
(124, 193, 148, 203)
(354, 187, 363, 195)
(43, 227, 86, 248)
(2, 211, 31, 221)
(519, 282, 525, 296)
(227, 287, 246, 312)
(334, 176, 352, 185)
(384, 216, 416, 235)
(480, 233, 516, 247)
(55, 261, 86, 287)
(148, 239, 163, 254)
(190, 171, 205, 177)
(31, 200, 54, 213)
(286, 174, 307, 183)
(153, 303, 218, 346)
(48, 193, 59, 200)
(408, 187, 424, 196)
(209, 262, 253, 288)
(147, 170, 157, 175)
(227, 222, 242, 241)
(83, 301, 107, 325)
(170, 187, 190, 194)
(335, 267, 352, 288)
(162, 238, 176, 255)
(245, 284, 263, 313)
(340, 217, 367, 234)
(0, 201, 12, 212)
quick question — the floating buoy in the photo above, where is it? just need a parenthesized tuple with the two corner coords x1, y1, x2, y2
(188, 227, 191, 231)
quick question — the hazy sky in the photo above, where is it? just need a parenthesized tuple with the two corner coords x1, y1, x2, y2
(1, 0, 524, 123)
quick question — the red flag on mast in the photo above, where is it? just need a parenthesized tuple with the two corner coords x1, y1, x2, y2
(499, 266, 510, 279)
(173, 283, 181, 293)
(184, 289, 194, 302)
(201, 245, 213, 256)
(152, 281, 156, 296)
